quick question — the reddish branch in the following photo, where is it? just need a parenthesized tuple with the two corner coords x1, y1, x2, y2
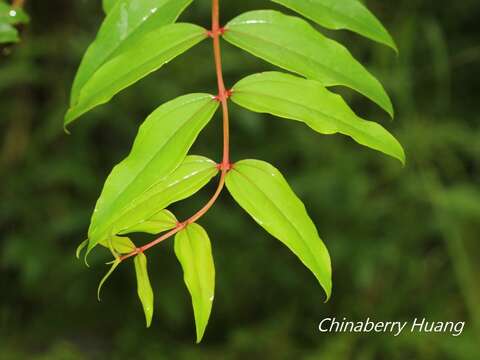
(121, 0, 231, 262)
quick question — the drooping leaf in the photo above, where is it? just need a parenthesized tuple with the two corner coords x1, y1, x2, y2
(87, 95, 219, 251)
(118, 209, 177, 235)
(271, 0, 397, 52)
(65, 23, 207, 126)
(231, 72, 405, 164)
(71, 0, 193, 105)
(175, 223, 215, 343)
(134, 253, 154, 328)
(97, 258, 121, 301)
(75, 238, 89, 259)
(225, 159, 332, 299)
(102, 0, 119, 13)
(224, 10, 393, 117)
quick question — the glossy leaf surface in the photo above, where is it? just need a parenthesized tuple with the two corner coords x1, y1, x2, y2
(271, 0, 397, 51)
(224, 10, 393, 117)
(134, 253, 154, 328)
(71, 0, 193, 104)
(175, 223, 215, 343)
(232, 72, 405, 164)
(87, 95, 219, 250)
(65, 23, 207, 126)
(226, 159, 332, 299)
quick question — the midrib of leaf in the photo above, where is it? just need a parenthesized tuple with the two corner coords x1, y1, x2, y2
(185, 226, 208, 319)
(92, 98, 215, 240)
(227, 24, 359, 89)
(76, 32, 203, 108)
(231, 164, 322, 274)
(234, 86, 393, 149)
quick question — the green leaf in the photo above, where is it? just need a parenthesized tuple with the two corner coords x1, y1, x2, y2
(134, 253, 154, 328)
(175, 223, 215, 343)
(224, 10, 393, 117)
(97, 258, 121, 301)
(226, 159, 332, 300)
(0, 3, 29, 25)
(65, 23, 207, 127)
(71, 0, 193, 105)
(231, 72, 405, 164)
(112, 156, 218, 238)
(87, 94, 219, 252)
(271, 0, 397, 52)
(102, 0, 119, 13)
(118, 209, 177, 235)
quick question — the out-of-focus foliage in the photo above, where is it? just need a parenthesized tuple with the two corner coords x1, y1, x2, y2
(0, 0, 478, 359)
(0, 1, 29, 44)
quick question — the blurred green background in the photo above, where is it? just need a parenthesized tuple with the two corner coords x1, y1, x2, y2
(1, 0, 479, 358)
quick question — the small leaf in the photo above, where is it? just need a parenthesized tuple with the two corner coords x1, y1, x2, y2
(271, 0, 397, 52)
(71, 0, 193, 105)
(87, 95, 219, 252)
(118, 209, 177, 235)
(75, 238, 89, 259)
(65, 23, 207, 126)
(134, 253, 154, 328)
(231, 72, 405, 164)
(226, 159, 332, 300)
(224, 10, 393, 117)
(105, 235, 136, 255)
(175, 223, 215, 343)
(97, 258, 121, 301)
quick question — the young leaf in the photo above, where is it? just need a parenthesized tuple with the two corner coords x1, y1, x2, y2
(87, 95, 219, 251)
(75, 238, 89, 259)
(225, 159, 332, 300)
(97, 258, 121, 301)
(224, 10, 393, 117)
(134, 253, 154, 328)
(231, 72, 405, 164)
(65, 23, 208, 126)
(175, 223, 215, 343)
(118, 209, 177, 236)
(104, 235, 136, 255)
(271, 0, 398, 52)
(71, 0, 193, 105)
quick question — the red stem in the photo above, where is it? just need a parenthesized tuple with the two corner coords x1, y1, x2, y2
(121, 0, 230, 262)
